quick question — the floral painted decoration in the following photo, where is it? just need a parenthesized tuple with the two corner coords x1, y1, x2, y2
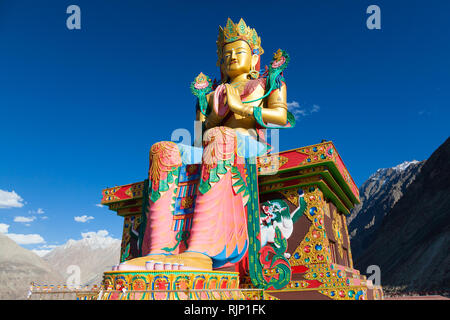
(193, 72, 210, 90)
(271, 49, 286, 69)
(190, 72, 213, 116)
(270, 49, 289, 70)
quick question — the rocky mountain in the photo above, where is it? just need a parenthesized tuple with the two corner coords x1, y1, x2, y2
(349, 137, 450, 295)
(348, 159, 425, 260)
(0, 232, 64, 300)
(43, 231, 121, 286)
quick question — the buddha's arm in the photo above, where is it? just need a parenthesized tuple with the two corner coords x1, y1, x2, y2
(259, 82, 288, 126)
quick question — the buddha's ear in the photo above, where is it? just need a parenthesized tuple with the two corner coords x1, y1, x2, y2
(251, 54, 259, 69)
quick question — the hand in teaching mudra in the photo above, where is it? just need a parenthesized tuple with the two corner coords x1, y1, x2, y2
(224, 84, 253, 117)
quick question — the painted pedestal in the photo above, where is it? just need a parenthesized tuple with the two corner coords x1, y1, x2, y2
(102, 270, 247, 300)
(101, 141, 383, 300)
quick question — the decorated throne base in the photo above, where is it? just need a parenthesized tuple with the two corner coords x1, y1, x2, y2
(101, 269, 251, 300)
(101, 141, 384, 300)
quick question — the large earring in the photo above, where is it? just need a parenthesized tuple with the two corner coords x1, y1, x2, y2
(249, 65, 259, 79)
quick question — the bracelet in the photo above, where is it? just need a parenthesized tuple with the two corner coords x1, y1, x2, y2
(235, 105, 253, 117)
(243, 105, 254, 117)
(235, 106, 253, 117)
(253, 106, 296, 129)
(253, 106, 267, 128)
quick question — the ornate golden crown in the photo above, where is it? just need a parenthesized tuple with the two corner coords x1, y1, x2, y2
(216, 18, 264, 66)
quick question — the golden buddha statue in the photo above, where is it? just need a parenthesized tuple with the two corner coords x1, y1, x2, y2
(116, 18, 293, 272)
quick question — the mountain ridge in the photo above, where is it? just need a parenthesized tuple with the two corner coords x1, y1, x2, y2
(348, 159, 425, 259)
(349, 137, 450, 295)
(43, 231, 121, 286)
(0, 232, 64, 299)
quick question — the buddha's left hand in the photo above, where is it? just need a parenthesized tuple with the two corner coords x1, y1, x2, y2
(224, 84, 247, 115)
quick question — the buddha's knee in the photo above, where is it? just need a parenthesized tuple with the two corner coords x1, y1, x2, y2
(149, 141, 182, 179)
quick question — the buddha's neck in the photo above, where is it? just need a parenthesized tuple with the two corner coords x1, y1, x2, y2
(229, 73, 249, 85)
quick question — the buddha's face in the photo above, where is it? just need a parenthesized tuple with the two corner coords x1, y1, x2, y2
(221, 40, 258, 80)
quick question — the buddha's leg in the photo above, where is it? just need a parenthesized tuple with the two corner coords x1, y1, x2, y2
(118, 141, 182, 270)
(159, 127, 249, 270)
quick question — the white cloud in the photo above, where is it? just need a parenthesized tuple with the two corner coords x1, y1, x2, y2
(287, 101, 321, 119)
(28, 208, 45, 214)
(0, 223, 10, 233)
(32, 244, 59, 256)
(14, 216, 36, 223)
(0, 223, 45, 245)
(418, 110, 431, 116)
(0, 190, 25, 209)
(95, 204, 105, 208)
(6, 233, 45, 245)
(311, 104, 321, 113)
(39, 244, 59, 249)
(287, 101, 307, 118)
(82, 230, 108, 239)
(32, 249, 52, 257)
(287, 101, 300, 109)
(74, 215, 94, 223)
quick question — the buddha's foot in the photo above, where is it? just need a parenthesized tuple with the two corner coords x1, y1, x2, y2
(119, 252, 212, 271)
(114, 254, 170, 271)
(154, 252, 213, 271)
(113, 252, 212, 271)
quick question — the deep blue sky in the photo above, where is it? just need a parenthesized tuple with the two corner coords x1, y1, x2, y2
(0, 0, 448, 253)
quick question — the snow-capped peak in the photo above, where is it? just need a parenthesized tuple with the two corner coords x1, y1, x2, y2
(392, 160, 420, 172)
(367, 160, 421, 182)
(59, 230, 120, 251)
